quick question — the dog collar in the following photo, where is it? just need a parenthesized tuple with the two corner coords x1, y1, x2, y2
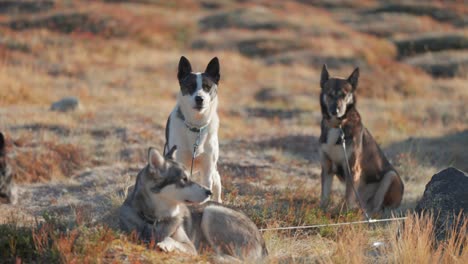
(176, 107, 210, 133)
(139, 211, 171, 225)
(325, 116, 343, 129)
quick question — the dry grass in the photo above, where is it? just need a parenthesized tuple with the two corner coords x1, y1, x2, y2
(5, 134, 89, 183)
(261, 213, 467, 263)
(384, 213, 468, 264)
(0, 64, 54, 106)
(3, 211, 465, 263)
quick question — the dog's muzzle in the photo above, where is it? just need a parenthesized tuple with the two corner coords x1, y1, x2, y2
(194, 96, 204, 110)
(329, 108, 338, 116)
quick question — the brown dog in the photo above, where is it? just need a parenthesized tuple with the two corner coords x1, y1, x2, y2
(318, 65, 404, 214)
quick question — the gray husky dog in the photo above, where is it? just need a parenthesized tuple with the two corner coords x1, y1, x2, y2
(319, 65, 404, 214)
(0, 132, 17, 204)
(119, 146, 267, 261)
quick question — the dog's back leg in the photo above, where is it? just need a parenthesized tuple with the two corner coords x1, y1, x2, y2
(201, 205, 266, 260)
(370, 171, 403, 213)
(383, 171, 404, 209)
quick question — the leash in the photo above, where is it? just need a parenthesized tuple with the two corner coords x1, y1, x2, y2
(190, 130, 202, 177)
(175, 107, 210, 177)
(259, 216, 407, 232)
(186, 123, 209, 178)
(339, 125, 372, 222)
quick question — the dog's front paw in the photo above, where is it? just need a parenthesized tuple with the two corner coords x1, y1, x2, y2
(157, 238, 177, 252)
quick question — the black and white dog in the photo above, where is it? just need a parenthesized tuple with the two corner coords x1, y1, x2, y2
(164, 56, 222, 203)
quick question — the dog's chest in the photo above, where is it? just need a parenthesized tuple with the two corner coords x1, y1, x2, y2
(169, 117, 210, 156)
(320, 128, 352, 164)
(188, 130, 208, 157)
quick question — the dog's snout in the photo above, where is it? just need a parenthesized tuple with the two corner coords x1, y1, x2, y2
(205, 189, 213, 196)
(195, 96, 204, 104)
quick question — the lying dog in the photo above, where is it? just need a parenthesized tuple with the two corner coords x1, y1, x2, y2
(0, 132, 17, 204)
(318, 65, 404, 214)
(119, 146, 267, 261)
(164, 56, 222, 203)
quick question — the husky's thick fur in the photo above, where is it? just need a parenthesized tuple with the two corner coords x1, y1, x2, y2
(0, 133, 17, 204)
(165, 56, 222, 203)
(318, 65, 404, 214)
(119, 146, 267, 261)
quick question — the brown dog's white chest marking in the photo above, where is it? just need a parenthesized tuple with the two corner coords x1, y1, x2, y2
(320, 128, 353, 165)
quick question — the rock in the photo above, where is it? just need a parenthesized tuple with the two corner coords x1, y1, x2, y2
(404, 51, 468, 78)
(50, 97, 80, 112)
(199, 7, 295, 31)
(415, 167, 468, 241)
(394, 33, 468, 58)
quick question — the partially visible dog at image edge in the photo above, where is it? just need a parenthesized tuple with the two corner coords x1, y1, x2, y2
(119, 146, 268, 261)
(164, 56, 223, 203)
(318, 65, 404, 214)
(0, 132, 17, 204)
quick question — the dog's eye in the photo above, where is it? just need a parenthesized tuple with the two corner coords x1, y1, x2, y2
(181, 177, 188, 183)
(203, 84, 211, 92)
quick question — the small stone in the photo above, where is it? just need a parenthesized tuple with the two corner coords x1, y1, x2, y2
(50, 96, 80, 112)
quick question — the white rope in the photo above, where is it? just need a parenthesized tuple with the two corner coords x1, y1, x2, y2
(259, 216, 407, 232)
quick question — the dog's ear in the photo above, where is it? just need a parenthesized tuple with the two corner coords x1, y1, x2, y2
(320, 64, 329, 89)
(165, 145, 177, 160)
(347, 67, 359, 91)
(205, 57, 220, 84)
(178, 56, 192, 81)
(148, 147, 165, 170)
